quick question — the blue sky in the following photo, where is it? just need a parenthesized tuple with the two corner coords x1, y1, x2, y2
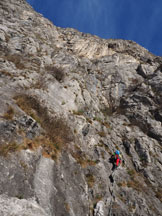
(27, 0, 162, 56)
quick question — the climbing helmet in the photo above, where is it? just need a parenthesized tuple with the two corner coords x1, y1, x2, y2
(115, 150, 120, 155)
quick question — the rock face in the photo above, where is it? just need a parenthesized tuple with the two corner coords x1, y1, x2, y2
(0, 0, 162, 215)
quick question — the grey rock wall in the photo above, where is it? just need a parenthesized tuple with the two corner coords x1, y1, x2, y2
(0, 0, 162, 215)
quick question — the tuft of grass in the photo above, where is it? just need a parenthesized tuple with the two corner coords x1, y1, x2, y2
(64, 203, 70, 212)
(127, 180, 142, 192)
(86, 173, 95, 188)
(61, 101, 66, 105)
(86, 159, 98, 166)
(127, 169, 136, 177)
(128, 204, 136, 212)
(14, 95, 36, 118)
(94, 194, 103, 202)
(117, 194, 127, 204)
(93, 116, 102, 122)
(74, 129, 77, 134)
(86, 118, 92, 124)
(31, 76, 47, 90)
(16, 195, 23, 199)
(117, 181, 127, 187)
(45, 66, 65, 82)
(3, 106, 15, 120)
(6, 54, 26, 70)
(22, 136, 64, 161)
(98, 131, 106, 137)
(20, 160, 28, 171)
(14, 94, 73, 160)
(102, 121, 111, 128)
(112, 202, 120, 209)
(0, 70, 13, 77)
(73, 109, 84, 116)
(0, 142, 19, 157)
(92, 194, 104, 209)
(126, 172, 148, 193)
(101, 106, 115, 116)
(97, 140, 111, 153)
(155, 188, 162, 202)
(71, 145, 98, 168)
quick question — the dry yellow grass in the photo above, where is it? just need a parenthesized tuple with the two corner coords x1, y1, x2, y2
(45, 66, 65, 82)
(97, 131, 106, 137)
(0, 142, 19, 157)
(85, 173, 95, 188)
(3, 106, 15, 120)
(0, 70, 13, 77)
(14, 94, 73, 160)
(71, 145, 98, 168)
(155, 188, 162, 202)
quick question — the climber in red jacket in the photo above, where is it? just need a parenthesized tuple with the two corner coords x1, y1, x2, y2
(110, 150, 122, 171)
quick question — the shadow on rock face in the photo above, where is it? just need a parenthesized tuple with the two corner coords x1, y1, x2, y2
(109, 174, 114, 183)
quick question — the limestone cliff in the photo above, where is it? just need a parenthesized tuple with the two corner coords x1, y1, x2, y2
(0, 0, 162, 215)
